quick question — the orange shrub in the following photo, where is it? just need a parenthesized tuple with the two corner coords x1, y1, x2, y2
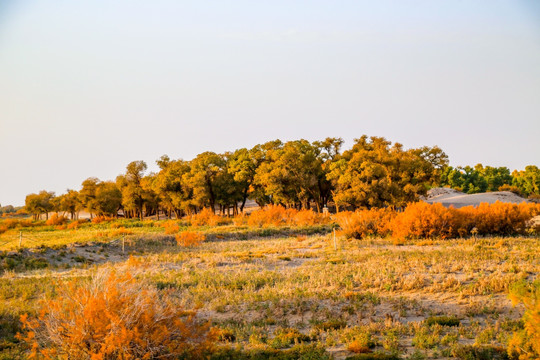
(391, 202, 460, 240)
(162, 220, 180, 234)
(18, 268, 214, 359)
(507, 280, 540, 359)
(1, 218, 35, 229)
(55, 225, 67, 230)
(472, 202, 537, 236)
(247, 205, 293, 227)
(67, 219, 88, 230)
(45, 214, 67, 226)
(176, 231, 206, 247)
(232, 213, 248, 226)
(110, 227, 134, 237)
(91, 215, 113, 224)
(190, 208, 223, 227)
(293, 209, 329, 226)
(0, 225, 7, 235)
(335, 208, 395, 239)
(347, 340, 372, 354)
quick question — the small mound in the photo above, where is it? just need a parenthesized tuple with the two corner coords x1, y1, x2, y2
(426, 187, 464, 199)
(426, 188, 530, 208)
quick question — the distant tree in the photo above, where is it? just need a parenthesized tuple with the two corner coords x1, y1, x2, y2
(25, 191, 55, 220)
(94, 182, 122, 217)
(440, 164, 511, 194)
(328, 136, 443, 210)
(184, 152, 227, 213)
(153, 156, 194, 218)
(117, 161, 148, 220)
(247, 140, 283, 207)
(313, 137, 344, 210)
(227, 148, 260, 213)
(0, 205, 15, 216)
(512, 165, 540, 197)
(475, 164, 512, 192)
(59, 189, 83, 220)
(141, 174, 160, 218)
(253, 139, 341, 211)
(79, 178, 100, 218)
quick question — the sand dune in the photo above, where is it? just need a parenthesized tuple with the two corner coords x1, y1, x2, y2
(425, 187, 530, 208)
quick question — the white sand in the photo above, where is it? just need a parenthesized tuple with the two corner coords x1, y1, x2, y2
(425, 187, 530, 208)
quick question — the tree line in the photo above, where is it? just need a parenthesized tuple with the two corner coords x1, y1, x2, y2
(22, 136, 540, 220)
(440, 164, 540, 196)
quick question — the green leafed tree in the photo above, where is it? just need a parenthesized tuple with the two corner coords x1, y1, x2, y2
(512, 165, 540, 197)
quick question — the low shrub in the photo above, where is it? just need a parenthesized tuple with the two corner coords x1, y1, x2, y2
(246, 205, 329, 228)
(176, 231, 206, 247)
(91, 215, 114, 224)
(425, 315, 460, 327)
(247, 205, 293, 227)
(452, 345, 508, 360)
(345, 353, 399, 360)
(391, 202, 459, 240)
(334, 201, 540, 240)
(335, 208, 394, 239)
(163, 220, 180, 234)
(66, 219, 88, 229)
(0, 219, 35, 230)
(293, 209, 329, 226)
(270, 328, 311, 349)
(18, 268, 215, 359)
(45, 214, 67, 226)
(110, 226, 133, 237)
(507, 280, 540, 360)
(191, 208, 224, 227)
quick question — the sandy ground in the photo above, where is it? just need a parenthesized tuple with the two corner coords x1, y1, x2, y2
(424, 187, 531, 208)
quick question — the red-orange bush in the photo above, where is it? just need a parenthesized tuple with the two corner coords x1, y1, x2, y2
(190, 208, 226, 227)
(232, 213, 248, 226)
(176, 231, 206, 247)
(472, 202, 537, 236)
(91, 215, 114, 224)
(293, 209, 329, 226)
(66, 219, 88, 230)
(335, 208, 395, 239)
(110, 226, 133, 237)
(45, 214, 67, 226)
(391, 202, 460, 240)
(162, 220, 180, 234)
(247, 205, 290, 227)
(0, 218, 35, 229)
(335, 201, 540, 240)
(18, 268, 215, 359)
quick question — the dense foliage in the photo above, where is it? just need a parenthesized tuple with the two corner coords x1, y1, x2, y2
(19, 136, 539, 220)
(336, 202, 540, 240)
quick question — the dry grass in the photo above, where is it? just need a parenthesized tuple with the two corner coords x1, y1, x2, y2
(0, 217, 538, 358)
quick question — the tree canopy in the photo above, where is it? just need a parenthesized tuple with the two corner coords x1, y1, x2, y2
(20, 136, 539, 219)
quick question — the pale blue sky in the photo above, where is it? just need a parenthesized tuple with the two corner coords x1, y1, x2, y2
(1, 1, 539, 206)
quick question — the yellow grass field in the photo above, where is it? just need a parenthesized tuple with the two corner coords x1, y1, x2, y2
(0, 218, 537, 359)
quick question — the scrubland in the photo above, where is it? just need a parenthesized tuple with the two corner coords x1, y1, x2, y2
(0, 203, 539, 359)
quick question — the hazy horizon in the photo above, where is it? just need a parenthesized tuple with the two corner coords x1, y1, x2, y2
(1, 1, 540, 206)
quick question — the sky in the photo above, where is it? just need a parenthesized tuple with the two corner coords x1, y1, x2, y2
(1, 1, 539, 206)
